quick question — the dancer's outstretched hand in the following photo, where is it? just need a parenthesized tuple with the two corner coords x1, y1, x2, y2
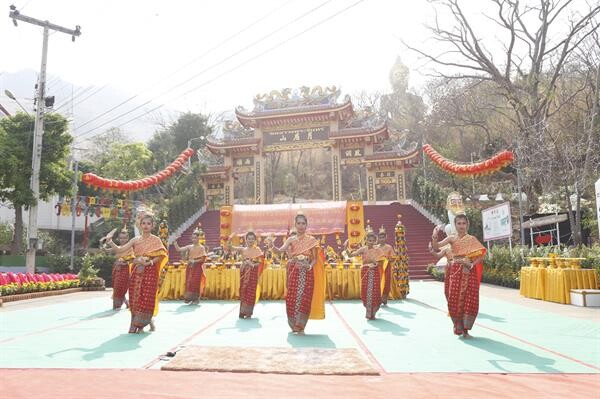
(106, 228, 117, 242)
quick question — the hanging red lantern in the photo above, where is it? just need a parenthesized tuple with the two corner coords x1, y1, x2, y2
(422, 144, 514, 178)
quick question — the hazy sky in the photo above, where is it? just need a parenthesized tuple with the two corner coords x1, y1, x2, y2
(1, 0, 590, 141)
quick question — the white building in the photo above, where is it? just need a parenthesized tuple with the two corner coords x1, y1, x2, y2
(0, 196, 100, 231)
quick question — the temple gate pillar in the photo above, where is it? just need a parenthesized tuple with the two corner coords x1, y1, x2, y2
(255, 155, 265, 204)
(331, 145, 342, 201)
(224, 155, 234, 205)
(397, 168, 406, 200)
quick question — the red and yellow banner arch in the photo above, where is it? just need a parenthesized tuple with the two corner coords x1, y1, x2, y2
(81, 148, 195, 192)
(423, 144, 514, 177)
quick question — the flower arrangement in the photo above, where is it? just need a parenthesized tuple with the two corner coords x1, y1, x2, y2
(0, 279, 80, 296)
(394, 216, 410, 298)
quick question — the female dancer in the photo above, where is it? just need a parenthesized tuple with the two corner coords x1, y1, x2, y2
(174, 229, 207, 304)
(377, 227, 394, 306)
(269, 213, 325, 334)
(228, 231, 264, 318)
(107, 214, 168, 333)
(102, 228, 134, 310)
(431, 214, 485, 337)
(350, 231, 385, 319)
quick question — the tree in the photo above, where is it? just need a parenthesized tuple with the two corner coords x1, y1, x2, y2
(148, 112, 212, 170)
(95, 142, 153, 181)
(87, 127, 129, 161)
(147, 112, 212, 225)
(405, 0, 599, 243)
(543, 34, 600, 244)
(0, 113, 73, 254)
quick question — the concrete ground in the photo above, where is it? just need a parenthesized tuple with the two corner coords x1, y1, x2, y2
(0, 281, 598, 398)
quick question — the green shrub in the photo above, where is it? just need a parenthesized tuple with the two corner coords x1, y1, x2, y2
(47, 255, 84, 274)
(91, 253, 116, 287)
(78, 254, 99, 282)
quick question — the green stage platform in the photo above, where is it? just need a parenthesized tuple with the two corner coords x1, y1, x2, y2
(1, 282, 598, 373)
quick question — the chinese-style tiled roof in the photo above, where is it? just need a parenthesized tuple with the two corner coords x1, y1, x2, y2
(202, 165, 230, 174)
(363, 147, 420, 163)
(331, 124, 389, 141)
(205, 137, 261, 155)
(235, 99, 354, 128)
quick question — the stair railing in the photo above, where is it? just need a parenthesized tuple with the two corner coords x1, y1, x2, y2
(167, 206, 206, 245)
(404, 199, 444, 226)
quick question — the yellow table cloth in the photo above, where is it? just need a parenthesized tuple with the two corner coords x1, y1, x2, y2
(520, 267, 598, 304)
(158, 266, 406, 301)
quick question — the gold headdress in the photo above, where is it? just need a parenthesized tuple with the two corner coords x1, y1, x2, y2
(135, 206, 154, 229)
(446, 192, 465, 215)
(379, 225, 386, 234)
(295, 210, 307, 221)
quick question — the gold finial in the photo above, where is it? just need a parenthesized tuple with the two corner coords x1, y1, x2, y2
(379, 225, 386, 234)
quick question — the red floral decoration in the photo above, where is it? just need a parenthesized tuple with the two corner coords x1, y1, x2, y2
(349, 204, 360, 211)
(81, 148, 195, 192)
(350, 231, 361, 237)
(423, 144, 514, 177)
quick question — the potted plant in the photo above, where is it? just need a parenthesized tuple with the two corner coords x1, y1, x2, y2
(78, 254, 106, 291)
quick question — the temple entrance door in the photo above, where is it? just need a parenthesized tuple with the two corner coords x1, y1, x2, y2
(265, 148, 332, 203)
(341, 164, 367, 200)
(233, 172, 255, 204)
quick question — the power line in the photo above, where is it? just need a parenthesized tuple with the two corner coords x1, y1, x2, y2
(79, 0, 367, 141)
(53, 84, 96, 111)
(73, 0, 297, 132)
(75, 0, 337, 137)
(69, 84, 108, 109)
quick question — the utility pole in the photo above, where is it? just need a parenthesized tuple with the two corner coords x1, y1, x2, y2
(9, 5, 81, 273)
(69, 157, 79, 271)
(514, 138, 525, 246)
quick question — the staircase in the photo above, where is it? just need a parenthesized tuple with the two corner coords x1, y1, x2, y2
(168, 210, 220, 263)
(364, 203, 436, 281)
(167, 203, 437, 280)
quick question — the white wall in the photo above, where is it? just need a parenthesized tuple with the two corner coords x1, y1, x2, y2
(0, 196, 100, 231)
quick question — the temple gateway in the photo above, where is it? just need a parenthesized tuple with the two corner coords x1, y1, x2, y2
(200, 86, 420, 206)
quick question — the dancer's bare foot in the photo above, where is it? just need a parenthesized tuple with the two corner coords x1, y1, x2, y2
(150, 320, 156, 332)
(191, 299, 200, 305)
(125, 299, 129, 309)
(462, 331, 471, 338)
